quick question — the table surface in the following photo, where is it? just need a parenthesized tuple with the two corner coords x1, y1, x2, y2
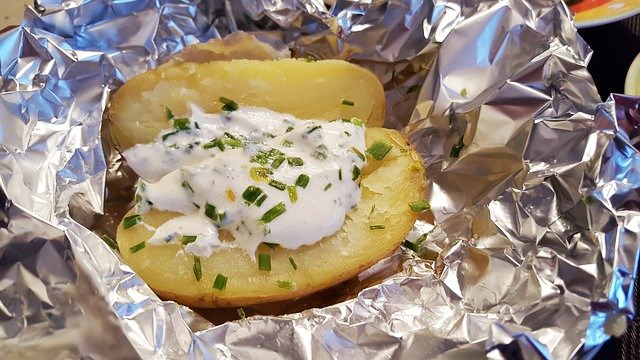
(1, 1, 637, 359)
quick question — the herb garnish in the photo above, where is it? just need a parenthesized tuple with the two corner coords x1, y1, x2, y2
(271, 156, 285, 169)
(287, 157, 304, 166)
(242, 186, 264, 205)
(341, 99, 355, 106)
(295, 174, 309, 188)
(255, 194, 268, 207)
(213, 273, 228, 291)
(409, 200, 431, 212)
(101, 234, 119, 251)
(162, 130, 179, 141)
(173, 118, 190, 130)
(289, 257, 298, 270)
(281, 140, 293, 147)
(306, 125, 322, 134)
(203, 138, 225, 151)
(369, 224, 385, 230)
(219, 96, 239, 112)
(181, 180, 194, 194)
(258, 253, 271, 271)
(351, 146, 365, 161)
(276, 280, 294, 290)
(250, 167, 273, 182)
(263, 242, 279, 249)
(366, 140, 393, 161)
(352, 165, 361, 181)
(324, 183, 332, 191)
(129, 241, 146, 253)
(287, 186, 298, 203)
(193, 257, 202, 281)
(269, 179, 286, 191)
(123, 214, 142, 229)
(237, 308, 246, 319)
(260, 202, 286, 223)
(181, 235, 197, 245)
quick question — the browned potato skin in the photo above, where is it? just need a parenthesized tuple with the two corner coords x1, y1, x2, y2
(109, 59, 386, 150)
(116, 128, 426, 307)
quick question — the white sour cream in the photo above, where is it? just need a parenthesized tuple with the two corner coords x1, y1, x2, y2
(123, 104, 366, 258)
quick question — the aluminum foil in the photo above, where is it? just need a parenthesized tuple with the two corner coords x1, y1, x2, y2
(0, 0, 638, 359)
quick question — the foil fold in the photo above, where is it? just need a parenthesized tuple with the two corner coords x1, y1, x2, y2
(0, 0, 638, 359)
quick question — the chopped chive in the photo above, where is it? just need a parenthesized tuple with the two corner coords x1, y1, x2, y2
(181, 180, 194, 194)
(250, 167, 273, 182)
(460, 88, 468, 97)
(295, 174, 309, 188)
(306, 125, 322, 134)
(181, 235, 197, 245)
(406, 84, 421, 94)
(123, 214, 142, 229)
(194, 122, 200, 130)
(351, 147, 366, 161)
(242, 186, 263, 205)
(260, 202, 286, 223)
(324, 183, 332, 191)
(129, 241, 146, 253)
(269, 179, 286, 191)
(312, 145, 328, 160)
(289, 257, 298, 270)
(287, 186, 298, 203)
(450, 135, 464, 158)
(219, 96, 239, 112)
(223, 133, 244, 148)
(369, 224, 385, 230)
(237, 308, 246, 319)
(344, 131, 351, 137)
(258, 253, 271, 271)
(342, 117, 364, 127)
(282, 139, 293, 147)
(166, 107, 174, 120)
(193, 257, 202, 281)
(213, 273, 227, 291)
(368, 204, 376, 219)
(271, 156, 285, 169)
(285, 126, 294, 133)
(287, 157, 304, 166)
(100, 234, 119, 251)
(366, 140, 393, 161)
(338, 168, 342, 180)
(162, 130, 179, 141)
(173, 118, 190, 130)
(352, 165, 361, 181)
(276, 280, 294, 290)
(304, 54, 317, 62)
(409, 200, 431, 212)
(204, 203, 218, 221)
(341, 99, 355, 106)
(218, 211, 227, 223)
(203, 138, 224, 151)
(402, 240, 419, 252)
(263, 242, 279, 249)
(255, 194, 268, 207)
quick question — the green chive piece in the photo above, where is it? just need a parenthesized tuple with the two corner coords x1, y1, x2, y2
(258, 253, 271, 271)
(287, 157, 304, 166)
(344, 131, 351, 137)
(324, 183, 332, 191)
(406, 84, 421, 94)
(304, 55, 317, 62)
(166, 107, 175, 120)
(260, 202, 286, 223)
(242, 186, 263, 205)
(409, 200, 431, 212)
(282, 139, 293, 147)
(100, 234, 119, 251)
(250, 167, 273, 182)
(193, 257, 202, 281)
(366, 140, 393, 161)
(285, 126, 294, 133)
(460, 88, 468, 97)
(255, 194, 268, 207)
(181, 235, 197, 245)
(312, 145, 328, 160)
(289, 257, 298, 270)
(352, 165, 361, 181)
(263, 242, 279, 249)
(402, 240, 419, 252)
(173, 118, 190, 130)
(237, 308, 246, 319)
(223, 133, 244, 148)
(450, 135, 464, 158)
(287, 186, 298, 203)
(123, 214, 142, 229)
(271, 156, 285, 169)
(219, 96, 239, 112)
(369, 224, 385, 230)
(181, 180, 194, 194)
(213, 273, 227, 291)
(338, 169, 342, 181)
(203, 138, 224, 151)
(295, 174, 309, 188)
(204, 203, 218, 221)
(306, 125, 321, 134)
(129, 241, 146, 253)
(276, 280, 294, 290)
(341, 99, 355, 106)
(351, 146, 366, 161)
(162, 130, 179, 141)
(269, 179, 286, 191)
(342, 117, 364, 127)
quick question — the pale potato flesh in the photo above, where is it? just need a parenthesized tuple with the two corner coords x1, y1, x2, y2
(109, 59, 386, 150)
(116, 128, 425, 307)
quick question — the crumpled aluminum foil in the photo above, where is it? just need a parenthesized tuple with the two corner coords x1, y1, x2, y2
(0, 0, 638, 359)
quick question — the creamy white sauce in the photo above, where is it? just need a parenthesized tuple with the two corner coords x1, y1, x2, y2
(123, 104, 366, 258)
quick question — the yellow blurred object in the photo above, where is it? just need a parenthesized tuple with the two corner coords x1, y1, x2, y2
(625, 52, 640, 96)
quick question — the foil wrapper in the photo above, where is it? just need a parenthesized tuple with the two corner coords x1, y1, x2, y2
(0, 0, 638, 359)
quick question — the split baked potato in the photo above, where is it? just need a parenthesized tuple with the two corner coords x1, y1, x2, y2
(110, 34, 426, 308)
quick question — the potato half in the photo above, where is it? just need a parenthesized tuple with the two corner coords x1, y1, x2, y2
(116, 128, 425, 307)
(109, 59, 386, 149)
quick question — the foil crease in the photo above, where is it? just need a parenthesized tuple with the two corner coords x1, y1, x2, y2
(0, 1, 638, 359)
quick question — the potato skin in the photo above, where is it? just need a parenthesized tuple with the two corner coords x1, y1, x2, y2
(109, 59, 386, 150)
(116, 127, 425, 307)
